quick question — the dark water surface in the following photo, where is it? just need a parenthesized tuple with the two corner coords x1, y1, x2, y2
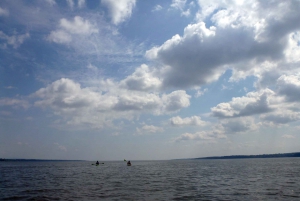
(1, 158, 300, 200)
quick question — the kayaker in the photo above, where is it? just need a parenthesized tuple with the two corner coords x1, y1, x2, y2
(127, 161, 131, 165)
(96, 161, 99, 165)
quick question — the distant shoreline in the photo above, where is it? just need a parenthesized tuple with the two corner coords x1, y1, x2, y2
(194, 152, 300, 160)
(2, 152, 300, 161)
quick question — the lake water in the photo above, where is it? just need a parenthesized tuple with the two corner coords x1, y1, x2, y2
(1, 158, 300, 200)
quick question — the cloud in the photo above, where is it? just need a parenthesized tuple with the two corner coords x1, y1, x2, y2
(136, 124, 164, 134)
(210, 74, 300, 128)
(282, 134, 295, 139)
(146, 0, 300, 90)
(162, 90, 190, 112)
(45, 0, 56, 6)
(152, 5, 162, 12)
(0, 31, 29, 49)
(170, 0, 186, 10)
(170, 0, 190, 17)
(65, 0, 85, 9)
(17, 142, 29, 146)
(194, 87, 207, 97)
(0, 111, 12, 116)
(0, 7, 9, 16)
(54, 143, 67, 151)
(170, 116, 206, 126)
(47, 16, 98, 44)
(32, 78, 190, 128)
(101, 0, 136, 25)
(220, 117, 257, 134)
(66, 0, 74, 9)
(175, 116, 257, 142)
(34, 78, 110, 110)
(277, 75, 300, 102)
(120, 64, 161, 91)
(0, 98, 29, 109)
(175, 132, 214, 141)
(4, 86, 17, 89)
(60, 16, 98, 35)
(260, 111, 300, 125)
(211, 89, 275, 118)
(33, 78, 116, 128)
(253, 64, 281, 89)
(284, 31, 300, 63)
(175, 128, 226, 142)
(78, 0, 85, 8)
(47, 30, 72, 44)
(112, 90, 190, 114)
(86, 63, 98, 71)
(112, 93, 160, 112)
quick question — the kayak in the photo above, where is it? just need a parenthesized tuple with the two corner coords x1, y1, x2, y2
(127, 163, 131, 166)
(92, 163, 101, 166)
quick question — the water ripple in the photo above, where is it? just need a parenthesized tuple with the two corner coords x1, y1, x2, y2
(1, 158, 300, 200)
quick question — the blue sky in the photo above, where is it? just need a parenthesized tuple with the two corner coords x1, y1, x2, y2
(1, 0, 300, 160)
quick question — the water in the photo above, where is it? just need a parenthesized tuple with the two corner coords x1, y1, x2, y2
(1, 158, 300, 200)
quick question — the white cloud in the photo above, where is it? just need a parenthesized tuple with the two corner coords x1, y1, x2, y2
(175, 128, 226, 142)
(194, 87, 207, 97)
(195, 0, 222, 21)
(220, 117, 257, 134)
(0, 98, 29, 109)
(112, 93, 160, 112)
(261, 111, 300, 125)
(282, 134, 295, 139)
(171, 0, 186, 10)
(45, 0, 56, 6)
(113, 89, 190, 114)
(146, 0, 300, 90)
(33, 78, 117, 128)
(0, 111, 12, 116)
(208, 73, 300, 129)
(170, 116, 206, 126)
(47, 30, 72, 44)
(277, 74, 300, 102)
(47, 16, 98, 44)
(284, 32, 300, 63)
(181, 9, 190, 17)
(4, 86, 16, 89)
(136, 124, 164, 134)
(152, 5, 162, 12)
(101, 0, 136, 25)
(175, 132, 214, 141)
(60, 16, 98, 35)
(87, 63, 98, 71)
(0, 31, 30, 49)
(211, 89, 275, 118)
(66, 0, 74, 9)
(162, 90, 190, 112)
(0, 7, 9, 16)
(32, 78, 191, 128)
(78, 0, 85, 8)
(145, 21, 224, 88)
(34, 78, 112, 110)
(170, 0, 190, 17)
(54, 143, 67, 151)
(120, 64, 161, 91)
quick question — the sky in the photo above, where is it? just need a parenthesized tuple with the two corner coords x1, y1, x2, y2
(1, 0, 300, 161)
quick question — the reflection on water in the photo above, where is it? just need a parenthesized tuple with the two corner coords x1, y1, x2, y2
(1, 158, 300, 200)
